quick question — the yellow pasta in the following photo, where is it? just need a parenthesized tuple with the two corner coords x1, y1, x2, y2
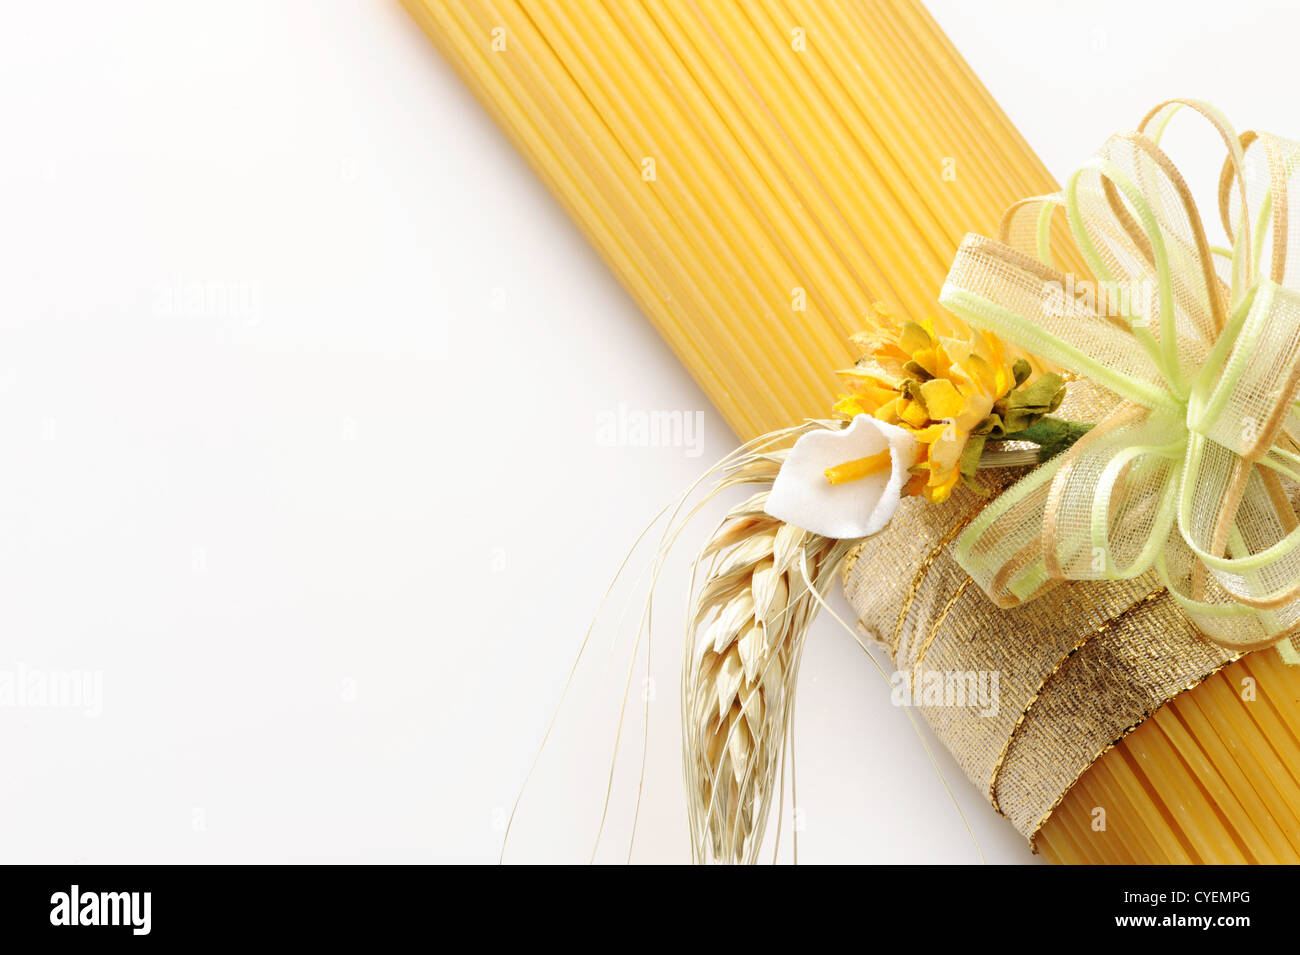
(407, 0, 1300, 864)
(403, 0, 1078, 438)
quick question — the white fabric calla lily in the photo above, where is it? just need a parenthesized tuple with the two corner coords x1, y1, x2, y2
(765, 415, 920, 539)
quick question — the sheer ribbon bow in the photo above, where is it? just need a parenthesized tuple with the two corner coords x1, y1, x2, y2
(941, 100, 1300, 650)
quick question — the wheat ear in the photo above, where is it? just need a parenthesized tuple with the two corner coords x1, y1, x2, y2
(682, 443, 856, 864)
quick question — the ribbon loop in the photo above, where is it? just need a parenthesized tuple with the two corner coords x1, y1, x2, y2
(1187, 281, 1300, 458)
(943, 238, 1175, 413)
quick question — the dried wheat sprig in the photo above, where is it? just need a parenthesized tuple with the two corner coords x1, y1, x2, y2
(499, 419, 976, 864)
(500, 420, 818, 863)
(682, 435, 856, 864)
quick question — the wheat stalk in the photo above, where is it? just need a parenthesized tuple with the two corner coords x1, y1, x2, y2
(682, 442, 856, 864)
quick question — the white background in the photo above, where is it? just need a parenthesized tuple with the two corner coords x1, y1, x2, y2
(0, 1, 1294, 864)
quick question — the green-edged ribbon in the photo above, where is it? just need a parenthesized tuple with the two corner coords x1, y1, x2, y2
(939, 100, 1300, 655)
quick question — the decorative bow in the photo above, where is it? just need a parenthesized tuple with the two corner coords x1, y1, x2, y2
(940, 100, 1300, 651)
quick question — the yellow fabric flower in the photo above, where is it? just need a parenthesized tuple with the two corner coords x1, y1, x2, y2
(832, 305, 1028, 503)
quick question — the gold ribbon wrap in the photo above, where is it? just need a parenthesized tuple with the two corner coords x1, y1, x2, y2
(842, 381, 1248, 841)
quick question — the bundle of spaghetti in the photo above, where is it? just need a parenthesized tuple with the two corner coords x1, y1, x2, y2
(407, 0, 1300, 863)
(404, 0, 1079, 438)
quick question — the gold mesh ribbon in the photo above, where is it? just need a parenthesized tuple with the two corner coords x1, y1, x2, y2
(940, 101, 1300, 652)
(842, 382, 1252, 841)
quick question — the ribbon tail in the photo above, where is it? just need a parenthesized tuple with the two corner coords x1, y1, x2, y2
(954, 451, 1065, 608)
(1043, 403, 1182, 582)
